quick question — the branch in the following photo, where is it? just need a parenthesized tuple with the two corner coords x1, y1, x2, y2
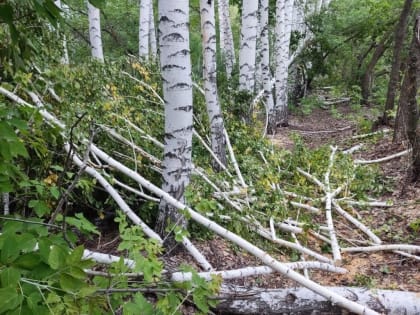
(171, 262, 347, 282)
(342, 244, 420, 253)
(354, 149, 411, 164)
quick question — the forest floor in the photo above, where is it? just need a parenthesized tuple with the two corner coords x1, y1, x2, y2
(184, 103, 419, 292)
(86, 103, 419, 297)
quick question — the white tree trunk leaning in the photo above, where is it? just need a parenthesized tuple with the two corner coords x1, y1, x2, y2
(139, 0, 151, 60)
(200, 0, 227, 171)
(87, 1, 104, 62)
(239, 0, 259, 91)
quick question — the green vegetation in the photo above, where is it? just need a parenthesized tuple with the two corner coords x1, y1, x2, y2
(0, 0, 417, 313)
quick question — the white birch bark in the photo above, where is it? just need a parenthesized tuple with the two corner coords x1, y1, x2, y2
(259, 0, 276, 133)
(139, 0, 151, 60)
(239, 0, 259, 91)
(54, 0, 70, 65)
(217, 0, 235, 78)
(274, 0, 294, 126)
(149, 2, 157, 58)
(200, 0, 227, 171)
(217, 286, 420, 315)
(155, 0, 193, 245)
(87, 1, 104, 62)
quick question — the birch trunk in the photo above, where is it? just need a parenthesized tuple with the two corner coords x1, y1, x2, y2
(155, 0, 193, 248)
(87, 1, 104, 62)
(274, 0, 294, 127)
(217, 0, 235, 78)
(259, 0, 276, 134)
(200, 0, 227, 171)
(216, 285, 420, 315)
(239, 0, 259, 91)
(139, 0, 151, 60)
(54, 0, 70, 65)
(149, 2, 157, 59)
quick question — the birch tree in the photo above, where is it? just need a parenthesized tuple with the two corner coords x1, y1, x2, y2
(259, 0, 276, 133)
(149, 2, 157, 59)
(218, 0, 235, 78)
(239, 0, 259, 91)
(54, 0, 70, 65)
(274, 0, 294, 127)
(155, 0, 194, 247)
(200, 0, 227, 170)
(87, 1, 104, 61)
(139, 0, 151, 60)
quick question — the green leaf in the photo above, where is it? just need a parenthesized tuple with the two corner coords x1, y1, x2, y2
(28, 200, 50, 217)
(0, 267, 21, 287)
(68, 266, 86, 280)
(67, 245, 84, 265)
(59, 273, 85, 293)
(0, 288, 21, 314)
(1, 236, 20, 264)
(65, 213, 100, 235)
(50, 186, 60, 200)
(0, 123, 17, 140)
(10, 141, 28, 158)
(48, 245, 67, 270)
(0, 4, 13, 24)
(16, 232, 37, 252)
(124, 293, 154, 315)
(193, 291, 209, 314)
(14, 253, 41, 269)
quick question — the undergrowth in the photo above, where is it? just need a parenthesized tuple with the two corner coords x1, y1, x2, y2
(0, 59, 392, 314)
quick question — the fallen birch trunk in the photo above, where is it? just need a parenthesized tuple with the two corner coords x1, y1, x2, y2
(216, 285, 420, 315)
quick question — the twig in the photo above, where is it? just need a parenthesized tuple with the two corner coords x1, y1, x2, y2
(193, 129, 231, 175)
(342, 244, 420, 253)
(332, 201, 382, 244)
(182, 237, 213, 271)
(121, 71, 164, 104)
(223, 128, 247, 188)
(68, 144, 163, 242)
(292, 233, 310, 279)
(351, 129, 390, 139)
(354, 149, 411, 164)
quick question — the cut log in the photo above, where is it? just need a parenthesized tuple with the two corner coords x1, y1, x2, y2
(216, 285, 420, 315)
